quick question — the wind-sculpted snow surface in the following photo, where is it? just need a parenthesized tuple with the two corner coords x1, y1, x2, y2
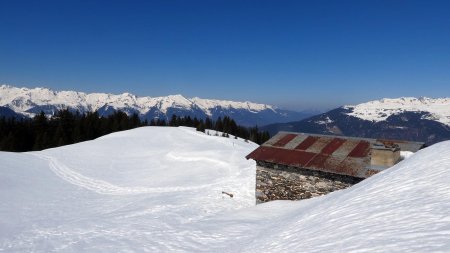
(1, 127, 450, 252)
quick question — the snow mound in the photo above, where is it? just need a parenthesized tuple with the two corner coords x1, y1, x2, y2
(1, 127, 449, 252)
(0, 127, 258, 252)
(344, 97, 450, 126)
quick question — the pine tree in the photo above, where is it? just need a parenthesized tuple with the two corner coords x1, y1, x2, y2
(215, 117, 223, 131)
(205, 117, 213, 129)
(169, 114, 178, 126)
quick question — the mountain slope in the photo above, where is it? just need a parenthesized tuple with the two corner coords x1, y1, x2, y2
(0, 85, 312, 126)
(0, 126, 449, 252)
(0, 106, 24, 119)
(346, 97, 450, 126)
(263, 97, 450, 144)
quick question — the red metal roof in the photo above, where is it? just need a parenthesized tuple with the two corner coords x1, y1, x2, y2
(246, 132, 380, 178)
(321, 138, 346, 155)
(295, 136, 318, 150)
(348, 141, 371, 158)
(273, 134, 297, 147)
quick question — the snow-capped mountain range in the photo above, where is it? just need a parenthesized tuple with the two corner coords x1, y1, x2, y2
(0, 85, 312, 126)
(263, 97, 450, 144)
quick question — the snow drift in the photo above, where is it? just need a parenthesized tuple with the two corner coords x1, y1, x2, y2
(0, 127, 449, 252)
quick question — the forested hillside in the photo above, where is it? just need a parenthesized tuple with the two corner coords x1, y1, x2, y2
(0, 110, 270, 151)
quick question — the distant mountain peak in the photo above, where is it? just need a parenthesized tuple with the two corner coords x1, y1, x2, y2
(0, 85, 314, 126)
(344, 97, 450, 126)
(263, 96, 450, 145)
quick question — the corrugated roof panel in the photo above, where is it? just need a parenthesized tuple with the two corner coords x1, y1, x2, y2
(305, 137, 333, 153)
(348, 141, 371, 158)
(294, 136, 319, 150)
(284, 134, 308, 149)
(273, 134, 297, 147)
(278, 150, 316, 167)
(321, 138, 346, 155)
(245, 146, 275, 160)
(262, 132, 286, 147)
(247, 146, 316, 167)
(331, 140, 360, 157)
(305, 153, 328, 169)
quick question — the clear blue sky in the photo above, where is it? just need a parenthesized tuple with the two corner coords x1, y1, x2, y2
(1, 0, 449, 110)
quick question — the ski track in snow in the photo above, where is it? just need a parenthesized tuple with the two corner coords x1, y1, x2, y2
(31, 153, 231, 195)
(0, 127, 259, 252)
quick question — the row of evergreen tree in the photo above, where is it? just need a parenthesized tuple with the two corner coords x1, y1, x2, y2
(166, 114, 270, 144)
(0, 109, 270, 152)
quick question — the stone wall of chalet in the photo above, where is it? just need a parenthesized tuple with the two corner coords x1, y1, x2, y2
(255, 161, 363, 203)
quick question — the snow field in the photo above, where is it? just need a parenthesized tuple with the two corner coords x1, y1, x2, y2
(1, 126, 450, 252)
(0, 127, 258, 252)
